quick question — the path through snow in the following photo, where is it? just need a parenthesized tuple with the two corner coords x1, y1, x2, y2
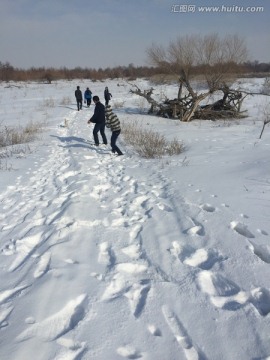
(1, 98, 270, 360)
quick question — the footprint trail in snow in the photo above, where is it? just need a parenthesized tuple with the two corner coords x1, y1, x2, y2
(0, 101, 270, 360)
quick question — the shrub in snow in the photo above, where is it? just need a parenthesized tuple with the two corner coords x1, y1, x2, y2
(122, 120, 184, 158)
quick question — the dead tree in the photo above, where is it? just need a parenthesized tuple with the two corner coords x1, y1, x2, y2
(136, 34, 249, 121)
(130, 82, 247, 121)
(128, 83, 162, 114)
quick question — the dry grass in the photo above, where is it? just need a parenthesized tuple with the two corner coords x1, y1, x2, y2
(0, 120, 43, 170)
(0, 120, 43, 148)
(122, 120, 184, 158)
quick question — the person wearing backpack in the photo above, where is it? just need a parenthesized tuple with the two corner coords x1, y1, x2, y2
(84, 87, 92, 107)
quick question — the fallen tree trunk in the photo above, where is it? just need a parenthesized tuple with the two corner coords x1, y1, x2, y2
(129, 82, 248, 121)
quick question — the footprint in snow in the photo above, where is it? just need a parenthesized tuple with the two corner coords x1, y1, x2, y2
(197, 270, 249, 310)
(200, 203, 216, 212)
(183, 248, 224, 270)
(248, 241, 270, 264)
(121, 244, 141, 260)
(221, 203, 229, 208)
(33, 252, 51, 278)
(25, 317, 36, 324)
(198, 271, 240, 296)
(169, 242, 224, 270)
(111, 218, 128, 227)
(169, 241, 193, 260)
(148, 324, 162, 337)
(117, 345, 142, 359)
(98, 242, 115, 268)
(90, 272, 104, 281)
(129, 195, 151, 212)
(257, 229, 268, 236)
(8, 231, 49, 272)
(101, 273, 130, 301)
(90, 184, 111, 200)
(116, 262, 148, 275)
(0, 284, 30, 305)
(230, 221, 255, 238)
(250, 287, 270, 316)
(0, 305, 14, 328)
(55, 338, 87, 360)
(1, 239, 16, 256)
(124, 282, 150, 318)
(17, 294, 87, 342)
(101, 261, 150, 318)
(64, 258, 79, 265)
(157, 202, 173, 212)
(186, 225, 204, 236)
(185, 217, 205, 236)
(129, 224, 143, 241)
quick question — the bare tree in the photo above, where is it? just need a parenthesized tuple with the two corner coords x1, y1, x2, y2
(0, 62, 14, 82)
(138, 34, 248, 121)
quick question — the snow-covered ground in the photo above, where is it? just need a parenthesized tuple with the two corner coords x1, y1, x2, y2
(0, 78, 270, 360)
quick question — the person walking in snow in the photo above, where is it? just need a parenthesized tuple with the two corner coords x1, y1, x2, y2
(84, 87, 92, 107)
(105, 105, 123, 156)
(87, 96, 107, 146)
(75, 86, 83, 111)
(104, 86, 112, 106)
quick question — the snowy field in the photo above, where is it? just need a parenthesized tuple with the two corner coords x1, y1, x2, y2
(0, 78, 270, 360)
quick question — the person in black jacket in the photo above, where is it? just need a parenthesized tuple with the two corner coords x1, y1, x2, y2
(87, 96, 107, 146)
(104, 87, 112, 106)
(75, 86, 83, 111)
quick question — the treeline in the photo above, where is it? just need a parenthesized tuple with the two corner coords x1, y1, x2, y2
(0, 62, 161, 83)
(0, 61, 269, 83)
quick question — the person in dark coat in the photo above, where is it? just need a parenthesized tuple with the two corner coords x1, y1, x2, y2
(84, 87, 92, 107)
(105, 105, 123, 156)
(75, 86, 83, 111)
(87, 96, 107, 146)
(104, 86, 112, 106)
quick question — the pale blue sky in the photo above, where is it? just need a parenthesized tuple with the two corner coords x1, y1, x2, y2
(0, 0, 269, 69)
